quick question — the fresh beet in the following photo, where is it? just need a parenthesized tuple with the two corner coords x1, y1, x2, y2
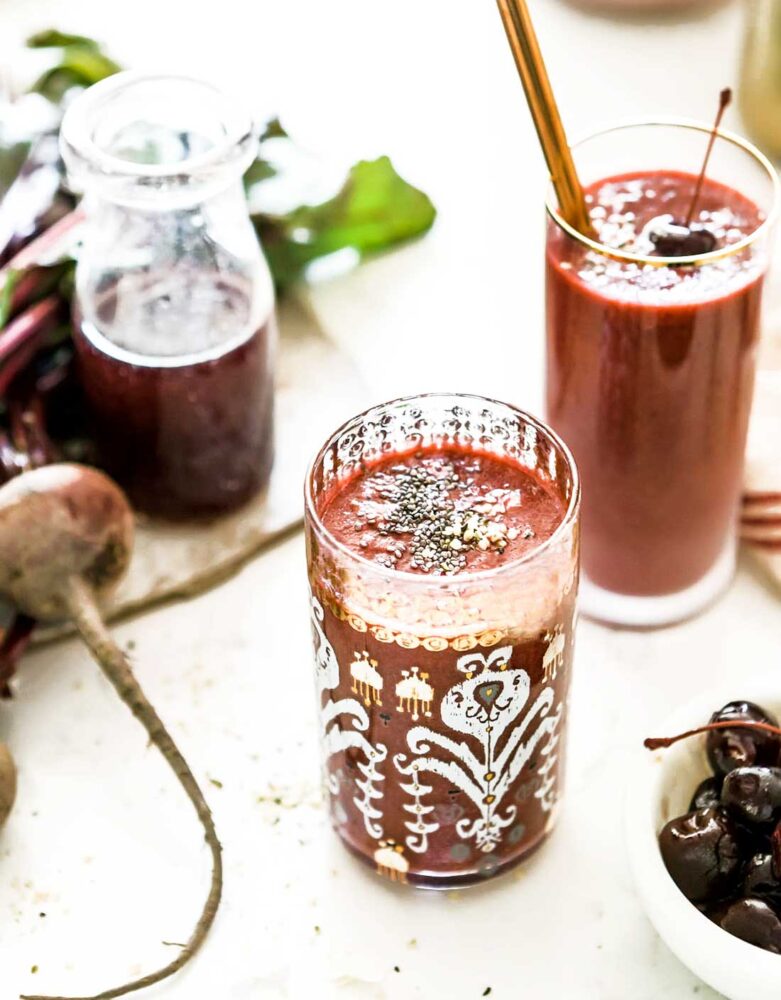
(0, 741, 16, 826)
(0, 464, 132, 619)
(0, 463, 222, 1000)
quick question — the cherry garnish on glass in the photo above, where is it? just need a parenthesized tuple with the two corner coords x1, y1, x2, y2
(648, 88, 732, 258)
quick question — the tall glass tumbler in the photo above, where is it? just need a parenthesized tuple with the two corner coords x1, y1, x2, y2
(305, 394, 580, 888)
(545, 121, 778, 628)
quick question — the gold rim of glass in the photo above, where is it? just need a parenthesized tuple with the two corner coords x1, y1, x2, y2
(304, 392, 581, 587)
(545, 118, 781, 268)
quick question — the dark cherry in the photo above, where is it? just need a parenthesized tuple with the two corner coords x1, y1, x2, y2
(737, 821, 775, 859)
(706, 701, 781, 777)
(659, 807, 742, 903)
(721, 898, 781, 954)
(689, 776, 722, 812)
(648, 218, 717, 258)
(722, 767, 781, 827)
(742, 852, 781, 908)
(702, 898, 732, 926)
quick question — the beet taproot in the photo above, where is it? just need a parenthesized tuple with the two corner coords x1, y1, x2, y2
(0, 464, 222, 1000)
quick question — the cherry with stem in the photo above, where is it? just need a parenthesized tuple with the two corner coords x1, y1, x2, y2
(649, 87, 732, 258)
(684, 88, 732, 228)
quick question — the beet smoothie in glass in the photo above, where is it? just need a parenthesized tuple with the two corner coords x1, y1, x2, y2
(306, 395, 580, 888)
(545, 121, 778, 627)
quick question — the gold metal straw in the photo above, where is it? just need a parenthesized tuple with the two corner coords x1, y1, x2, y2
(496, 0, 594, 238)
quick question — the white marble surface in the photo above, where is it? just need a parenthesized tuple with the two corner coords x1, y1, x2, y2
(1, 1, 779, 998)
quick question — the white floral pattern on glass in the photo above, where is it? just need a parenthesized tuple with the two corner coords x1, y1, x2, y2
(395, 644, 561, 853)
(311, 595, 387, 839)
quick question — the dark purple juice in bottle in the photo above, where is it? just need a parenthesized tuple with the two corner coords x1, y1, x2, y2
(73, 272, 275, 519)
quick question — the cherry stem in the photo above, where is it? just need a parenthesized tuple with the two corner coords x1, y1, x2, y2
(645, 718, 781, 752)
(684, 87, 731, 228)
(7, 266, 66, 321)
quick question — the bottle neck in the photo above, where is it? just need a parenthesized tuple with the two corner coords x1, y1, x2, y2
(62, 72, 273, 362)
(61, 72, 258, 207)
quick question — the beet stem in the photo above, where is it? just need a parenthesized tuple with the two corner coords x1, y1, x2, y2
(0, 207, 84, 281)
(7, 264, 71, 322)
(21, 576, 223, 1000)
(0, 429, 21, 483)
(0, 295, 64, 398)
(9, 392, 56, 469)
(0, 611, 35, 696)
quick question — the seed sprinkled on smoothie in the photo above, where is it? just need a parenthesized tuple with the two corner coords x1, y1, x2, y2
(559, 171, 766, 305)
(321, 449, 563, 575)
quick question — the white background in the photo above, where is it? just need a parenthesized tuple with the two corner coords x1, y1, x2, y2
(1, 1, 778, 998)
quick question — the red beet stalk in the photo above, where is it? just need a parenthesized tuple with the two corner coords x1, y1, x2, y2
(0, 295, 65, 399)
(5, 266, 65, 320)
(0, 206, 84, 281)
(0, 611, 34, 696)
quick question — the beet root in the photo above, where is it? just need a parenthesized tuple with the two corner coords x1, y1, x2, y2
(0, 464, 222, 1000)
(0, 741, 16, 826)
(0, 464, 133, 620)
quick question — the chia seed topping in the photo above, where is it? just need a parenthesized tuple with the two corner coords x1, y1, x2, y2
(321, 450, 564, 576)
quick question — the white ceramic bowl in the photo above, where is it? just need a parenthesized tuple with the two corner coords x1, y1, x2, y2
(626, 678, 781, 1000)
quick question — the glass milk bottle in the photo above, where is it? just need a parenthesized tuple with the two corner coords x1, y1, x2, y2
(61, 72, 276, 519)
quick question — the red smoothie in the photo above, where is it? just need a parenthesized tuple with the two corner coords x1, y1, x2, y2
(546, 170, 765, 597)
(310, 445, 576, 887)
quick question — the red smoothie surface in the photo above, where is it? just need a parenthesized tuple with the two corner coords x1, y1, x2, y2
(319, 447, 566, 574)
(546, 169, 765, 596)
(310, 445, 574, 887)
